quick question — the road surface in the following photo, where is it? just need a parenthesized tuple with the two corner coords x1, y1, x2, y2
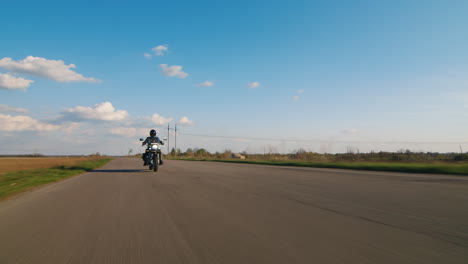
(0, 158, 467, 263)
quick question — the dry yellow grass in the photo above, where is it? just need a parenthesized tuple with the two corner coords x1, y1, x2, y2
(0, 157, 105, 174)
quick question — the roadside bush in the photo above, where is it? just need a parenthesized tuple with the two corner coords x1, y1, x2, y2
(453, 153, 468, 161)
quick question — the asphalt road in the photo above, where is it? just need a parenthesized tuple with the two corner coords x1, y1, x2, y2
(0, 158, 467, 264)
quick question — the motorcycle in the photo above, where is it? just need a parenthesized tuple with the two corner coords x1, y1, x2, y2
(140, 138, 165, 172)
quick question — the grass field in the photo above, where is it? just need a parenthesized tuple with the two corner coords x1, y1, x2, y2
(0, 157, 112, 200)
(0, 156, 108, 175)
(169, 157, 468, 176)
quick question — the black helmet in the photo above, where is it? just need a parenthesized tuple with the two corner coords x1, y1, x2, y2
(150, 129, 156, 137)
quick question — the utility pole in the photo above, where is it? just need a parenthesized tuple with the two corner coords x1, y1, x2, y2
(167, 124, 170, 154)
(175, 124, 177, 156)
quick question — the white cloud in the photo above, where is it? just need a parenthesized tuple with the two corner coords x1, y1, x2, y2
(178, 116, 194, 126)
(144, 53, 152, 59)
(197, 80, 214, 87)
(0, 113, 60, 131)
(152, 45, 169, 56)
(293, 90, 304, 100)
(63, 122, 81, 134)
(231, 138, 250, 142)
(110, 127, 137, 137)
(0, 56, 99, 83)
(110, 127, 156, 137)
(247, 81, 260, 88)
(0, 73, 34, 90)
(160, 64, 188, 79)
(148, 113, 172, 125)
(340, 128, 360, 135)
(0, 105, 28, 113)
(61, 102, 129, 122)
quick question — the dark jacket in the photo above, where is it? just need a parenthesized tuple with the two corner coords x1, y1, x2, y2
(142, 136, 164, 146)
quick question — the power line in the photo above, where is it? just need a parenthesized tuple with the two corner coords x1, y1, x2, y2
(178, 132, 468, 144)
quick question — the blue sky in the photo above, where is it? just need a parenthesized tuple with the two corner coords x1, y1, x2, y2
(1, 0, 468, 155)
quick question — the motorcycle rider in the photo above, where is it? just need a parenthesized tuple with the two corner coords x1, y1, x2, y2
(142, 129, 164, 166)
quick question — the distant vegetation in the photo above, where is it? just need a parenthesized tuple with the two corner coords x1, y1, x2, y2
(165, 148, 468, 175)
(167, 148, 468, 163)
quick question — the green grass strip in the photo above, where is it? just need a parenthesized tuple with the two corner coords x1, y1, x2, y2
(0, 158, 113, 200)
(168, 158, 468, 176)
